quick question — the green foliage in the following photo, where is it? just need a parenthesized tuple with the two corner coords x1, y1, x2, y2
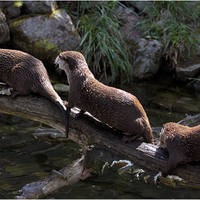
(135, 1, 200, 68)
(73, 1, 132, 84)
(14, 1, 23, 8)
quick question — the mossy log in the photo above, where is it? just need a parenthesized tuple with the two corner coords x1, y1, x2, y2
(1, 94, 200, 198)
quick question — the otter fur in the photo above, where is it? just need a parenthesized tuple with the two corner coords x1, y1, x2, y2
(0, 49, 70, 137)
(55, 51, 154, 143)
(160, 122, 200, 177)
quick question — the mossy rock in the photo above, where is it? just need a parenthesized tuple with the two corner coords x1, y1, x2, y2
(8, 9, 80, 68)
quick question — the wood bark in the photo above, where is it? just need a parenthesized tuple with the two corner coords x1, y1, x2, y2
(15, 155, 92, 199)
(1, 94, 200, 197)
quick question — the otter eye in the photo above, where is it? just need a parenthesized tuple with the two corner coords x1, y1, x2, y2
(59, 55, 68, 62)
(59, 54, 66, 60)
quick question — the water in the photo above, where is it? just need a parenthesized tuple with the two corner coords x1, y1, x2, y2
(0, 81, 200, 198)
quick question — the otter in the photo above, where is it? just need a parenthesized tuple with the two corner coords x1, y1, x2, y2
(55, 51, 154, 143)
(160, 122, 200, 177)
(0, 49, 70, 137)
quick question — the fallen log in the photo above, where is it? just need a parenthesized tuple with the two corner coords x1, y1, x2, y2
(1, 94, 200, 192)
(15, 155, 92, 199)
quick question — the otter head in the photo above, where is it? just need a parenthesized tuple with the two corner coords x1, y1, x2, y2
(160, 123, 178, 149)
(56, 51, 88, 74)
(55, 51, 86, 70)
(55, 51, 95, 82)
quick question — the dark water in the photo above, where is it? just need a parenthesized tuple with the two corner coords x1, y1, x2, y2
(0, 81, 200, 198)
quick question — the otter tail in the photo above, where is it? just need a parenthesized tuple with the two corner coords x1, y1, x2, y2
(38, 83, 70, 138)
(54, 100, 70, 138)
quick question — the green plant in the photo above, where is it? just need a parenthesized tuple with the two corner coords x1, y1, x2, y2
(135, 1, 200, 69)
(73, 1, 132, 84)
(14, 1, 23, 7)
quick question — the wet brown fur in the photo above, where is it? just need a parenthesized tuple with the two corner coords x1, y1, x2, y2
(160, 122, 200, 177)
(55, 51, 154, 143)
(0, 49, 69, 136)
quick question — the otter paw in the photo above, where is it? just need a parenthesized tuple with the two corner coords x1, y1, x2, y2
(63, 100, 68, 107)
(75, 112, 82, 119)
(75, 110, 85, 119)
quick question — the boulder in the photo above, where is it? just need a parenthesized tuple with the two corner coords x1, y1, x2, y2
(8, 9, 81, 66)
(0, 1, 13, 8)
(128, 1, 153, 15)
(118, 4, 141, 42)
(193, 78, 200, 92)
(22, 1, 56, 14)
(119, 5, 163, 80)
(176, 64, 200, 81)
(3, 2, 21, 19)
(131, 39, 163, 80)
(0, 9, 10, 44)
(196, 33, 200, 56)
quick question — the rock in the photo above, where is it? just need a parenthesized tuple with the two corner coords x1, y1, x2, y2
(176, 64, 200, 81)
(152, 10, 172, 32)
(53, 83, 69, 93)
(3, 2, 21, 19)
(196, 33, 200, 55)
(196, 44, 200, 56)
(9, 9, 81, 66)
(22, 1, 56, 14)
(128, 1, 153, 15)
(193, 78, 200, 92)
(131, 38, 163, 80)
(0, 1, 13, 8)
(118, 5, 141, 41)
(185, 1, 199, 10)
(160, 10, 172, 20)
(0, 9, 10, 44)
(119, 5, 163, 80)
